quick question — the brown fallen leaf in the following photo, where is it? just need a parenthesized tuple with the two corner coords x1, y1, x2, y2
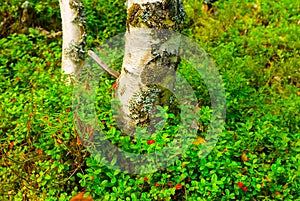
(241, 152, 249, 162)
(70, 192, 93, 201)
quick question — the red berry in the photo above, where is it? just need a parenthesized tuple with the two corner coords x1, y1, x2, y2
(147, 140, 155, 145)
(175, 184, 182, 190)
(242, 186, 248, 192)
(112, 82, 117, 89)
(36, 149, 43, 154)
(10, 141, 14, 148)
(237, 182, 248, 192)
(237, 182, 244, 188)
(144, 177, 148, 181)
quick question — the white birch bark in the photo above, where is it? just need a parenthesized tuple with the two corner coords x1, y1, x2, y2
(59, 0, 86, 80)
(116, 28, 156, 134)
(115, 0, 185, 135)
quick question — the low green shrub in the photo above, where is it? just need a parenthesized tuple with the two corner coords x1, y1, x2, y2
(0, 0, 299, 200)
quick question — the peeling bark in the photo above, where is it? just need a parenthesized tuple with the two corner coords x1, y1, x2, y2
(115, 0, 185, 135)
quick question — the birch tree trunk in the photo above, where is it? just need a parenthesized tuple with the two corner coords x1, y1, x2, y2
(115, 0, 185, 136)
(59, 0, 86, 81)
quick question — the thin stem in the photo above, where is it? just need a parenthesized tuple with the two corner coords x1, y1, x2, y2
(87, 50, 120, 79)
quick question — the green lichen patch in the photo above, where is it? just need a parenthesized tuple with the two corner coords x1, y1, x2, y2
(128, 86, 161, 127)
(128, 83, 179, 129)
(141, 51, 180, 85)
(126, 0, 185, 30)
(65, 0, 87, 63)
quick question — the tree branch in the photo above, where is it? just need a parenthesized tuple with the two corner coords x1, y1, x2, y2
(87, 50, 120, 79)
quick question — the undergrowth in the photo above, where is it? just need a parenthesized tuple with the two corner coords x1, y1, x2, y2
(0, 0, 299, 200)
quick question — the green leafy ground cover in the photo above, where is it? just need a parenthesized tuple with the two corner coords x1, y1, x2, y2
(0, 0, 299, 200)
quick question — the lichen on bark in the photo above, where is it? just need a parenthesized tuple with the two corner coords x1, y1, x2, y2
(128, 86, 161, 126)
(64, 0, 87, 63)
(126, 0, 185, 30)
(119, 0, 185, 134)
